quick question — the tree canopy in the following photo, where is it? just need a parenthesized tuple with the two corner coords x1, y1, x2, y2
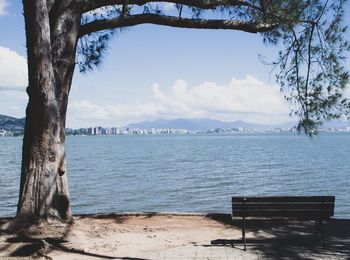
(71, 0, 350, 134)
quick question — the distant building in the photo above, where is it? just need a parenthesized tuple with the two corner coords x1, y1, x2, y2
(111, 127, 117, 135)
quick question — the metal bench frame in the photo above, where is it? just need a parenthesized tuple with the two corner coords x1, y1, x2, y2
(231, 196, 335, 250)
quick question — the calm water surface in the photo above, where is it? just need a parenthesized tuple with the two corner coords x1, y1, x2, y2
(0, 133, 349, 218)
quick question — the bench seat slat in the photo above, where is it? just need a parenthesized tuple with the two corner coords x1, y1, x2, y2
(232, 211, 333, 218)
(232, 203, 334, 211)
(232, 196, 335, 203)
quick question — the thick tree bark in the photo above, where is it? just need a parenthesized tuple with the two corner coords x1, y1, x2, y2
(17, 0, 80, 221)
(79, 13, 277, 37)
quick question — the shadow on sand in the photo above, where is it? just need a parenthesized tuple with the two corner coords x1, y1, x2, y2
(1, 213, 349, 259)
(206, 214, 350, 258)
(0, 217, 149, 260)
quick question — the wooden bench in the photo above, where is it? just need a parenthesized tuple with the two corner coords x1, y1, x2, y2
(231, 196, 335, 250)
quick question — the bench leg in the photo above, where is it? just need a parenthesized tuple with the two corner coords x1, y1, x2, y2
(321, 220, 325, 249)
(315, 220, 319, 240)
(242, 217, 246, 251)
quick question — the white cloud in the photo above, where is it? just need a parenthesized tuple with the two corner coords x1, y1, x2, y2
(0, 89, 28, 118)
(67, 99, 161, 127)
(1, 89, 27, 100)
(0, 47, 27, 88)
(0, 47, 28, 117)
(67, 75, 291, 128)
(0, 0, 7, 16)
(69, 100, 110, 120)
(150, 75, 290, 124)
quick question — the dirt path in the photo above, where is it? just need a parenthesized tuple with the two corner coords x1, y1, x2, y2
(1, 214, 349, 259)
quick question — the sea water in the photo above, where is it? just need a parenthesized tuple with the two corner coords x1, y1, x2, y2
(0, 133, 349, 218)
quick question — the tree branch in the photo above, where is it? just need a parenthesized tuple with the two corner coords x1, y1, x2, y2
(79, 0, 261, 13)
(79, 13, 278, 37)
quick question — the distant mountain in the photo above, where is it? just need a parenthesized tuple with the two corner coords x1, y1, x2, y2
(124, 118, 293, 131)
(1, 114, 348, 133)
(0, 114, 25, 132)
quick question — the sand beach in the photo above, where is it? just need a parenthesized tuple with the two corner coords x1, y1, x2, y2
(1, 213, 349, 259)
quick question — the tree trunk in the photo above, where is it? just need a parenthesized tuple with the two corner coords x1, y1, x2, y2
(17, 0, 80, 221)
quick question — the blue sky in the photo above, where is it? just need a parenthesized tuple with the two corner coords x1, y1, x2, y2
(0, 1, 349, 128)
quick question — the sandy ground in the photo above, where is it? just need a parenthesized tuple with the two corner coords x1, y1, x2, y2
(1, 213, 349, 259)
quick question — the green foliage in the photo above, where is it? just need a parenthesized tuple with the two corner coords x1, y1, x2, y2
(78, 7, 122, 72)
(77, 31, 112, 72)
(265, 0, 350, 135)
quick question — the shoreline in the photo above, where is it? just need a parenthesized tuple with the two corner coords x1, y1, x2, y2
(1, 213, 349, 259)
(2, 211, 350, 220)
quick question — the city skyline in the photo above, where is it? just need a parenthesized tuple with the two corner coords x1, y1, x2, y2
(1, 113, 349, 137)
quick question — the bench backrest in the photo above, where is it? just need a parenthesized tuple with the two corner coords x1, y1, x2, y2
(232, 196, 335, 219)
